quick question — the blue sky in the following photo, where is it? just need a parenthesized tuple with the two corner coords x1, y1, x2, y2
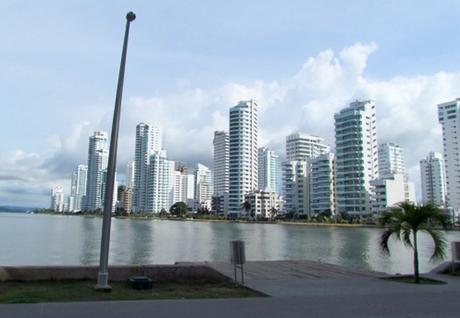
(1, 0, 460, 206)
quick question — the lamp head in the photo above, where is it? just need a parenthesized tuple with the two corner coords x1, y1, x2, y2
(126, 11, 136, 22)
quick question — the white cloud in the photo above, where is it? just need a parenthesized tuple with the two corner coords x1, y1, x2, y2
(2, 41, 460, 206)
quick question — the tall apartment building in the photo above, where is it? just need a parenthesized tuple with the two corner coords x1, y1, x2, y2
(228, 100, 258, 215)
(145, 151, 175, 213)
(438, 99, 460, 210)
(258, 147, 281, 194)
(286, 133, 329, 161)
(282, 133, 329, 216)
(310, 153, 336, 215)
(126, 161, 135, 189)
(335, 100, 378, 216)
(174, 170, 195, 207)
(195, 163, 213, 208)
(69, 165, 87, 212)
(50, 185, 65, 212)
(420, 152, 447, 207)
(133, 123, 161, 212)
(212, 131, 229, 214)
(378, 143, 405, 178)
(84, 131, 108, 211)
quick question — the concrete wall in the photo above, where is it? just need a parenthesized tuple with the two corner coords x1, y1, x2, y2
(0, 264, 231, 283)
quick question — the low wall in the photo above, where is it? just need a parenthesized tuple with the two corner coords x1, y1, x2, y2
(0, 264, 231, 283)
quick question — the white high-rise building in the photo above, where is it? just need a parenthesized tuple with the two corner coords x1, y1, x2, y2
(70, 165, 87, 212)
(258, 147, 281, 194)
(133, 123, 162, 212)
(126, 161, 135, 189)
(310, 153, 336, 216)
(420, 152, 447, 207)
(438, 99, 460, 210)
(371, 174, 415, 214)
(84, 131, 108, 211)
(174, 171, 195, 207)
(286, 133, 330, 162)
(145, 151, 175, 213)
(282, 133, 329, 216)
(50, 185, 65, 212)
(228, 100, 258, 215)
(213, 131, 229, 195)
(195, 163, 213, 207)
(378, 143, 405, 178)
(335, 100, 378, 216)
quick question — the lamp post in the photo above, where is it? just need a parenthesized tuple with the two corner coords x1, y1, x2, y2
(95, 11, 136, 291)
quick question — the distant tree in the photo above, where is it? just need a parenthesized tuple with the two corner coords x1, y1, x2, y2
(241, 200, 252, 218)
(379, 202, 450, 283)
(158, 208, 168, 217)
(170, 202, 188, 218)
(268, 207, 278, 221)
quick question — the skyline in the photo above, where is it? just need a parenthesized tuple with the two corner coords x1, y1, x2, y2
(2, 1, 460, 206)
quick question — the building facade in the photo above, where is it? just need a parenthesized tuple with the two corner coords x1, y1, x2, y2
(334, 100, 378, 216)
(69, 164, 87, 212)
(50, 186, 65, 212)
(244, 190, 282, 219)
(286, 133, 329, 162)
(310, 153, 336, 216)
(84, 131, 108, 211)
(378, 143, 405, 178)
(228, 100, 258, 215)
(420, 152, 447, 207)
(258, 147, 281, 194)
(438, 99, 460, 211)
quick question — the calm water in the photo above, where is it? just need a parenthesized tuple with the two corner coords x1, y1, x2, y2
(1, 212, 459, 274)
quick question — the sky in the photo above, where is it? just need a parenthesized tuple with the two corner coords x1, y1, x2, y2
(1, 0, 460, 207)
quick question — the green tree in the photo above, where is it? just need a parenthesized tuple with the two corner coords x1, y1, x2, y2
(379, 202, 450, 283)
(241, 200, 252, 218)
(170, 202, 188, 218)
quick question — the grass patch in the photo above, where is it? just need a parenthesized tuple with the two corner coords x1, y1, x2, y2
(0, 280, 264, 304)
(382, 275, 446, 285)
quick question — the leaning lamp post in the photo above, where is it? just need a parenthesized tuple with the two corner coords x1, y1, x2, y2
(96, 11, 136, 291)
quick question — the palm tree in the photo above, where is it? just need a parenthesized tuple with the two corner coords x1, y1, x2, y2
(241, 200, 252, 218)
(379, 202, 450, 283)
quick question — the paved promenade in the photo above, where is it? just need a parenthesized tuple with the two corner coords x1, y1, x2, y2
(1, 261, 459, 318)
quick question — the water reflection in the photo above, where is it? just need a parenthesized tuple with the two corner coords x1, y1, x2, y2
(1, 213, 460, 274)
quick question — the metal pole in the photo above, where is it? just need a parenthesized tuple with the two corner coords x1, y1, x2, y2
(95, 11, 136, 291)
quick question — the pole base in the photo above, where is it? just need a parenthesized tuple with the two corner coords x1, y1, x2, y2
(95, 271, 112, 292)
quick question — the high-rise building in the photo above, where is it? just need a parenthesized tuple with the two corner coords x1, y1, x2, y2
(126, 161, 135, 189)
(133, 123, 161, 212)
(286, 133, 329, 162)
(173, 170, 195, 207)
(371, 174, 415, 214)
(378, 143, 405, 178)
(84, 131, 108, 211)
(310, 153, 336, 215)
(420, 152, 447, 207)
(145, 151, 175, 213)
(69, 165, 87, 212)
(244, 189, 282, 219)
(258, 147, 281, 194)
(101, 169, 118, 212)
(228, 100, 258, 215)
(438, 99, 460, 210)
(50, 185, 65, 212)
(117, 185, 133, 214)
(195, 163, 213, 207)
(212, 131, 229, 215)
(282, 133, 329, 216)
(335, 100, 378, 216)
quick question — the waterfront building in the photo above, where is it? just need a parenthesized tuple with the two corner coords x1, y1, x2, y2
(84, 131, 108, 211)
(378, 143, 405, 178)
(282, 133, 329, 216)
(228, 100, 258, 215)
(69, 164, 87, 212)
(145, 151, 175, 213)
(334, 100, 378, 216)
(244, 189, 282, 219)
(310, 153, 336, 216)
(133, 123, 161, 212)
(50, 185, 65, 212)
(420, 152, 447, 207)
(195, 163, 213, 209)
(258, 147, 281, 194)
(174, 170, 195, 208)
(212, 131, 229, 214)
(126, 161, 135, 188)
(438, 99, 460, 211)
(117, 185, 132, 214)
(286, 133, 329, 162)
(371, 174, 415, 214)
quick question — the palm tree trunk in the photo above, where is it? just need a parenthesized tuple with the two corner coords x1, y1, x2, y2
(413, 231, 420, 283)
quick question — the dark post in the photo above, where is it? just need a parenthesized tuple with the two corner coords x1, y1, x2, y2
(95, 11, 136, 291)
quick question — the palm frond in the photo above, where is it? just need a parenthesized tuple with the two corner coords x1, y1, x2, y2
(379, 228, 394, 255)
(420, 226, 447, 260)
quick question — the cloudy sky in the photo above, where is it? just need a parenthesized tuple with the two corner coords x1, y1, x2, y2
(1, 0, 460, 207)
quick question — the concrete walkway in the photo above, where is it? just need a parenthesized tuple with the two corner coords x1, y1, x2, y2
(1, 261, 459, 318)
